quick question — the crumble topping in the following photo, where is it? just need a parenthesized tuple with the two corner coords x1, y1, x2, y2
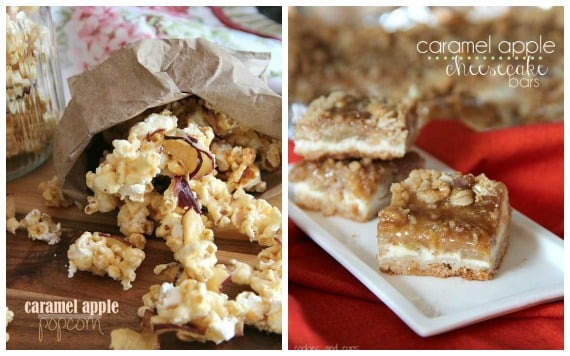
(295, 91, 413, 142)
(379, 169, 505, 255)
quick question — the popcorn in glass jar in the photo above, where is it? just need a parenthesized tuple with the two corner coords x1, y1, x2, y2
(6, 6, 64, 180)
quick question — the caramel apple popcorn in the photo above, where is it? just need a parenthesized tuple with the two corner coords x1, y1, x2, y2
(168, 97, 281, 178)
(6, 194, 19, 235)
(69, 98, 282, 345)
(211, 141, 266, 193)
(6, 193, 62, 244)
(230, 243, 282, 334)
(189, 175, 282, 246)
(67, 231, 146, 290)
(6, 307, 14, 343)
(38, 176, 73, 208)
(6, 7, 60, 160)
(138, 279, 244, 344)
(19, 209, 61, 245)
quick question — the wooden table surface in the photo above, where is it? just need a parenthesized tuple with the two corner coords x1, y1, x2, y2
(6, 157, 282, 350)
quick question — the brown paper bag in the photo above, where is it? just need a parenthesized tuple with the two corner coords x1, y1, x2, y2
(54, 38, 281, 203)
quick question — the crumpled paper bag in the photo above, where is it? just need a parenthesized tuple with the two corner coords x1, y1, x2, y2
(54, 38, 281, 203)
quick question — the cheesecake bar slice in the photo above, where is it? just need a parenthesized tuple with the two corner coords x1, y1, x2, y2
(290, 151, 424, 222)
(294, 91, 419, 160)
(377, 169, 511, 280)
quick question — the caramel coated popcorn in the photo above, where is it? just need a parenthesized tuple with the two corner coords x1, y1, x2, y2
(230, 243, 282, 334)
(19, 209, 61, 245)
(6, 7, 60, 159)
(67, 231, 146, 290)
(39, 176, 73, 208)
(6, 194, 19, 235)
(6, 194, 61, 244)
(6, 307, 14, 343)
(138, 279, 243, 344)
(72, 98, 282, 344)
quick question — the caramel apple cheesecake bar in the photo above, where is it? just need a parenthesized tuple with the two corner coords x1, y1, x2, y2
(377, 169, 511, 280)
(290, 151, 424, 222)
(293, 91, 419, 160)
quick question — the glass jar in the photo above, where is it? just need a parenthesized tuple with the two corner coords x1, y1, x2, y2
(6, 6, 64, 181)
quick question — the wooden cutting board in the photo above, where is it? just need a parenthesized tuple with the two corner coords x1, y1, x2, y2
(6, 158, 282, 350)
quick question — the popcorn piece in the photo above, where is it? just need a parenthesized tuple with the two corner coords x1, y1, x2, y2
(190, 175, 233, 227)
(140, 280, 244, 344)
(20, 209, 61, 245)
(6, 307, 14, 343)
(190, 176, 282, 246)
(127, 112, 178, 139)
(6, 194, 19, 234)
(117, 201, 153, 237)
(85, 191, 120, 215)
(244, 265, 282, 334)
(221, 127, 281, 172)
(126, 233, 147, 250)
(257, 244, 282, 272)
(155, 211, 184, 241)
(38, 176, 73, 208)
(230, 189, 282, 246)
(110, 328, 159, 350)
(67, 232, 145, 290)
(6, 217, 19, 235)
(86, 138, 162, 204)
(228, 243, 282, 334)
(229, 260, 253, 285)
(166, 209, 217, 282)
(200, 99, 241, 135)
(211, 141, 266, 193)
(235, 291, 281, 334)
(5, 196, 62, 244)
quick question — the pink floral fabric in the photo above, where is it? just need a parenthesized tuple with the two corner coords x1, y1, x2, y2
(52, 6, 282, 100)
(68, 7, 155, 70)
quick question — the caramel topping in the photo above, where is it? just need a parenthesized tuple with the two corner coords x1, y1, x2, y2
(290, 152, 424, 199)
(321, 94, 373, 120)
(377, 169, 506, 257)
(290, 157, 389, 199)
(295, 91, 409, 143)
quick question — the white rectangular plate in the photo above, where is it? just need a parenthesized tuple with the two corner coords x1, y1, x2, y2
(288, 148, 563, 337)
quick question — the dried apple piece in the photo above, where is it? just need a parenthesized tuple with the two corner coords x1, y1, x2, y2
(163, 136, 215, 180)
(173, 176, 201, 213)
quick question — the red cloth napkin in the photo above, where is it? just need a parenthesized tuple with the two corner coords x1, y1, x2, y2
(288, 120, 563, 350)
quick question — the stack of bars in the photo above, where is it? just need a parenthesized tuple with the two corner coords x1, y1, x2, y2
(290, 91, 425, 222)
(290, 91, 512, 281)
